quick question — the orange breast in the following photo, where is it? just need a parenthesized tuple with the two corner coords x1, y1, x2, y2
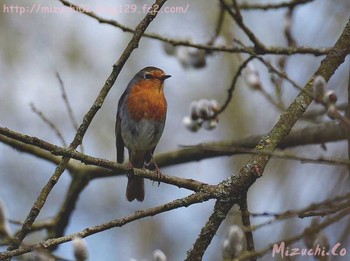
(127, 79, 167, 122)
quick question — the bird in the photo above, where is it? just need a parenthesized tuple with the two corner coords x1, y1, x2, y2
(115, 66, 171, 202)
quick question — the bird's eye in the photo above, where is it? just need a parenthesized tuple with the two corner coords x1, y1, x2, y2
(144, 73, 153, 79)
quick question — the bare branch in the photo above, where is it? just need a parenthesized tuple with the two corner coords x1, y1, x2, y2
(221, 0, 266, 52)
(56, 72, 79, 131)
(0, 127, 207, 192)
(7, 0, 169, 251)
(191, 144, 350, 167)
(185, 18, 350, 261)
(239, 0, 314, 11)
(214, 56, 255, 117)
(239, 195, 256, 260)
(0, 192, 214, 259)
(30, 103, 67, 147)
(237, 207, 350, 260)
(55, 72, 83, 152)
(57, 0, 329, 56)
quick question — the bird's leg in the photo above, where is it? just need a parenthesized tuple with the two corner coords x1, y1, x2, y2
(126, 162, 134, 179)
(148, 154, 163, 186)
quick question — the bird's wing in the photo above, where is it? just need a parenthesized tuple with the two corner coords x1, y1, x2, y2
(116, 90, 129, 164)
(115, 113, 125, 164)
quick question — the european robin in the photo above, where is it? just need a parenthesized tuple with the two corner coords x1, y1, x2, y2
(116, 66, 171, 202)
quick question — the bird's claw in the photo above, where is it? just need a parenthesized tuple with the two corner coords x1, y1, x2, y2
(126, 162, 134, 179)
(153, 167, 163, 187)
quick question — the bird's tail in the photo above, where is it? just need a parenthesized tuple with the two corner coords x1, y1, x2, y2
(126, 177, 145, 202)
(126, 151, 145, 202)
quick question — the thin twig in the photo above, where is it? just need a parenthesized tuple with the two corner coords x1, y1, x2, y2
(191, 144, 350, 167)
(56, 72, 84, 153)
(220, 0, 266, 52)
(29, 103, 67, 147)
(56, 72, 79, 131)
(0, 192, 214, 259)
(208, 5, 226, 46)
(236, 40, 350, 130)
(239, 0, 314, 10)
(269, 7, 297, 109)
(57, 0, 330, 56)
(239, 195, 256, 261)
(214, 56, 255, 117)
(247, 192, 350, 232)
(237, 207, 350, 260)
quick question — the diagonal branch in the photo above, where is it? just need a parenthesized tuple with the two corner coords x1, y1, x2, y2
(220, 0, 266, 52)
(29, 103, 68, 147)
(185, 18, 350, 261)
(6, 0, 169, 253)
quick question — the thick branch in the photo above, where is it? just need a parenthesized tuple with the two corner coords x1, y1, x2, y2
(185, 19, 350, 260)
(0, 121, 348, 175)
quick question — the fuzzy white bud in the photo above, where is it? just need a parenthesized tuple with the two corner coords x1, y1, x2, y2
(209, 99, 220, 112)
(163, 42, 177, 56)
(313, 233, 330, 251)
(323, 90, 337, 105)
(303, 218, 319, 249)
(326, 104, 338, 119)
(197, 99, 214, 119)
(177, 47, 206, 69)
(213, 36, 227, 46)
(202, 119, 218, 130)
(245, 63, 261, 90)
(222, 225, 245, 258)
(183, 116, 200, 132)
(153, 249, 167, 261)
(190, 101, 200, 120)
(313, 75, 326, 103)
(73, 237, 89, 261)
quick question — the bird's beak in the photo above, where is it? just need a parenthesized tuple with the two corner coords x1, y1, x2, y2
(160, 75, 171, 81)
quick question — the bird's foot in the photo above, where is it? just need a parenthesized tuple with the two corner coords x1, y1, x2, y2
(153, 166, 163, 187)
(126, 162, 134, 179)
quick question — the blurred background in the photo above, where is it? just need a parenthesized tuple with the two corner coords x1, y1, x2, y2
(0, 0, 350, 260)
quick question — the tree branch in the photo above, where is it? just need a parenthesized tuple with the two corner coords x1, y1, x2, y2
(238, 207, 350, 260)
(6, 0, 169, 253)
(0, 192, 215, 260)
(239, 195, 255, 261)
(239, 0, 314, 10)
(58, 0, 330, 56)
(185, 18, 350, 261)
